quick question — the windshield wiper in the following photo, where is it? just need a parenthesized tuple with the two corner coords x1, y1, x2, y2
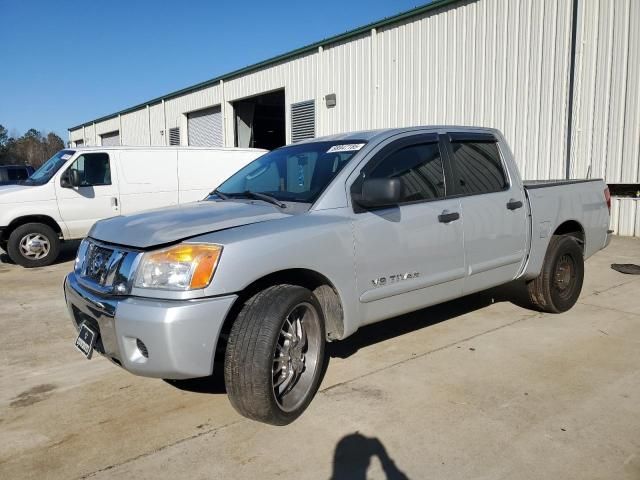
(210, 189, 229, 200)
(241, 190, 286, 208)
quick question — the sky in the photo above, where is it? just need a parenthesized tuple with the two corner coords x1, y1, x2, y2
(0, 0, 424, 141)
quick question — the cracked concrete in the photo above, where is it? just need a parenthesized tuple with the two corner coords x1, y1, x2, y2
(0, 237, 639, 479)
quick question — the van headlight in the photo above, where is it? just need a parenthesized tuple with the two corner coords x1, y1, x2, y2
(134, 244, 222, 290)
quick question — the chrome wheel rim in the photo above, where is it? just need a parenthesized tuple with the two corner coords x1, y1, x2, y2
(19, 233, 50, 260)
(272, 302, 322, 412)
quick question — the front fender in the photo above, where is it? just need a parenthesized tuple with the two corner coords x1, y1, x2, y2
(198, 209, 360, 338)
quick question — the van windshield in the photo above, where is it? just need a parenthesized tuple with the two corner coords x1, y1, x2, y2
(212, 141, 366, 203)
(23, 150, 75, 186)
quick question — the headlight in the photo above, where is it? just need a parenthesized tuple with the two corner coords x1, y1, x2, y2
(134, 243, 222, 290)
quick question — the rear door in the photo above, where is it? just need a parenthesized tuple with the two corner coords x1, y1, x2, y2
(442, 131, 528, 294)
(55, 152, 120, 238)
(350, 133, 465, 325)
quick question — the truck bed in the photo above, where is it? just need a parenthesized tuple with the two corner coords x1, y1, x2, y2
(523, 179, 602, 189)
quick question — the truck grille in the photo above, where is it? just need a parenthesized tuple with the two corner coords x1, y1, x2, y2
(76, 239, 140, 295)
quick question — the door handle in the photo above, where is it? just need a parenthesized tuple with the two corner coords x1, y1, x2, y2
(111, 197, 119, 210)
(506, 199, 523, 210)
(438, 210, 460, 223)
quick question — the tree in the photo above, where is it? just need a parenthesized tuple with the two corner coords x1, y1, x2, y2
(0, 127, 65, 167)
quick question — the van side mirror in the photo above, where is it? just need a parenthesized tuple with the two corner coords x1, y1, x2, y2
(61, 169, 81, 188)
(356, 178, 403, 208)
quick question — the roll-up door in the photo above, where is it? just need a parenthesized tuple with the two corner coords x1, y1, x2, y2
(100, 131, 120, 146)
(187, 106, 222, 147)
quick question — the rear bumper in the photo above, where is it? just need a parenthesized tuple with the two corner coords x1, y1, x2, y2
(605, 229, 614, 248)
(64, 273, 237, 379)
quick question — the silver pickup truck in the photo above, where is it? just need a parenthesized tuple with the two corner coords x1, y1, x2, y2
(65, 126, 611, 425)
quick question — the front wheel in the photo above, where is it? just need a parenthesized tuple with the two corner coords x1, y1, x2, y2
(527, 235, 584, 313)
(7, 223, 60, 268)
(224, 285, 326, 425)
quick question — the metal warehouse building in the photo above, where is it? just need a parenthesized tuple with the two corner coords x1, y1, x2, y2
(69, 0, 640, 236)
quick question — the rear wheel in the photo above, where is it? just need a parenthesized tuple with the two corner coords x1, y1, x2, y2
(7, 223, 60, 268)
(527, 235, 584, 313)
(224, 284, 326, 425)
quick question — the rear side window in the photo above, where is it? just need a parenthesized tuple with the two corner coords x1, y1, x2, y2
(8, 167, 29, 181)
(367, 142, 446, 202)
(68, 153, 111, 186)
(448, 141, 507, 195)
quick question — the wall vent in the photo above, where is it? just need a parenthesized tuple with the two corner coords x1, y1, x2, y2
(169, 127, 180, 146)
(291, 100, 315, 143)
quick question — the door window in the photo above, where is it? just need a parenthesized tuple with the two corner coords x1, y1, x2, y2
(365, 142, 446, 203)
(448, 140, 507, 195)
(67, 153, 111, 186)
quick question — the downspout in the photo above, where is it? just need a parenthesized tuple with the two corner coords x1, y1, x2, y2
(565, 0, 580, 180)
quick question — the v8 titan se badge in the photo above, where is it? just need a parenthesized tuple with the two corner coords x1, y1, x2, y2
(371, 272, 420, 288)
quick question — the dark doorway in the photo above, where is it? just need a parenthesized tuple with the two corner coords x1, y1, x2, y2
(234, 89, 285, 150)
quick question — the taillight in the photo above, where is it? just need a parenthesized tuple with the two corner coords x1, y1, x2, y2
(604, 187, 611, 213)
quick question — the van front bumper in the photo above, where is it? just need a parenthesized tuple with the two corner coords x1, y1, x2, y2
(64, 273, 237, 379)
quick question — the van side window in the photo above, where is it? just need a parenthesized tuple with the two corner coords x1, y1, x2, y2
(8, 167, 29, 181)
(68, 153, 111, 186)
(448, 141, 507, 195)
(368, 142, 446, 202)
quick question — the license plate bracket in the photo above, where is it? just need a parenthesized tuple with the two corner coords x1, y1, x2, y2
(75, 323, 97, 359)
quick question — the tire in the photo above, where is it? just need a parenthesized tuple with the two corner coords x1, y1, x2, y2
(527, 235, 584, 313)
(224, 284, 326, 425)
(7, 223, 60, 268)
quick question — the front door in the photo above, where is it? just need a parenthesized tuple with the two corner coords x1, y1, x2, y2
(350, 133, 466, 325)
(442, 131, 528, 294)
(55, 152, 120, 238)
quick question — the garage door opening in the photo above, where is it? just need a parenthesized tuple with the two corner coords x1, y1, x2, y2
(234, 90, 285, 150)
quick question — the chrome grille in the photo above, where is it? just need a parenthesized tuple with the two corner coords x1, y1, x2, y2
(76, 239, 140, 295)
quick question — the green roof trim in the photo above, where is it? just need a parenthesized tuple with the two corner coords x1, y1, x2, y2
(69, 0, 461, 131)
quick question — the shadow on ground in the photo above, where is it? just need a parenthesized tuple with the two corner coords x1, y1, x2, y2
(166, 281, 535, 395)
(330, 432, 409, 480)
(0, 239, 81, 266)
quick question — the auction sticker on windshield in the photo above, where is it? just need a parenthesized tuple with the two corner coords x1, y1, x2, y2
(327, 143, 365, 153)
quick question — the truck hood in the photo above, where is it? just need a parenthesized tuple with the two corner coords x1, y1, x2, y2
(0, 183, 54, 204)
(89, 200, 291, 249)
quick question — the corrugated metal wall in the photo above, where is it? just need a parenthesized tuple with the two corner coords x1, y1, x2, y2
(366, 0, 573, 180)
(121, 109, 150, 146)
(610, 198, 640, 237)
(68, 0, 640, 235)
(570, 0, 640, 184)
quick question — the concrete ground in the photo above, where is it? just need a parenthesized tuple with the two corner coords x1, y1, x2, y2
(0, 237, 639, 480)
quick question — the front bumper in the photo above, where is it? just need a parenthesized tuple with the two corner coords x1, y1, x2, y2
(64, 273, 237, 379)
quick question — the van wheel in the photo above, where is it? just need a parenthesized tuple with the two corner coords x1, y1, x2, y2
(224, 285, 326, 425)
(7, 223, 60, 268)
(527, 235, 584, 313)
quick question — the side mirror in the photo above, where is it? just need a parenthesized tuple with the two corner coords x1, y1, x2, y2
(61, 169, 81, 188)
(357, 178, 403, 208)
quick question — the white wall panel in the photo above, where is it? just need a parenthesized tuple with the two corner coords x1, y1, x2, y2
(94, 117, 119, 136)
(570, 0, 640, 184)
(318, 34, 371, 135)
(121, 108, 150, 145)
(149, 103, 165, 145)
(372, 0, 572, 180)
(610, 197, 639, 237)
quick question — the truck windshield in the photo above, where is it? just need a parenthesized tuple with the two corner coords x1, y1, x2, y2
(23, 150, 75, 186)
(213, 141, 366, 203)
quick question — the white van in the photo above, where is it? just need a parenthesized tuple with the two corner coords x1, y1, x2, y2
(0, 146, 266, 267)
